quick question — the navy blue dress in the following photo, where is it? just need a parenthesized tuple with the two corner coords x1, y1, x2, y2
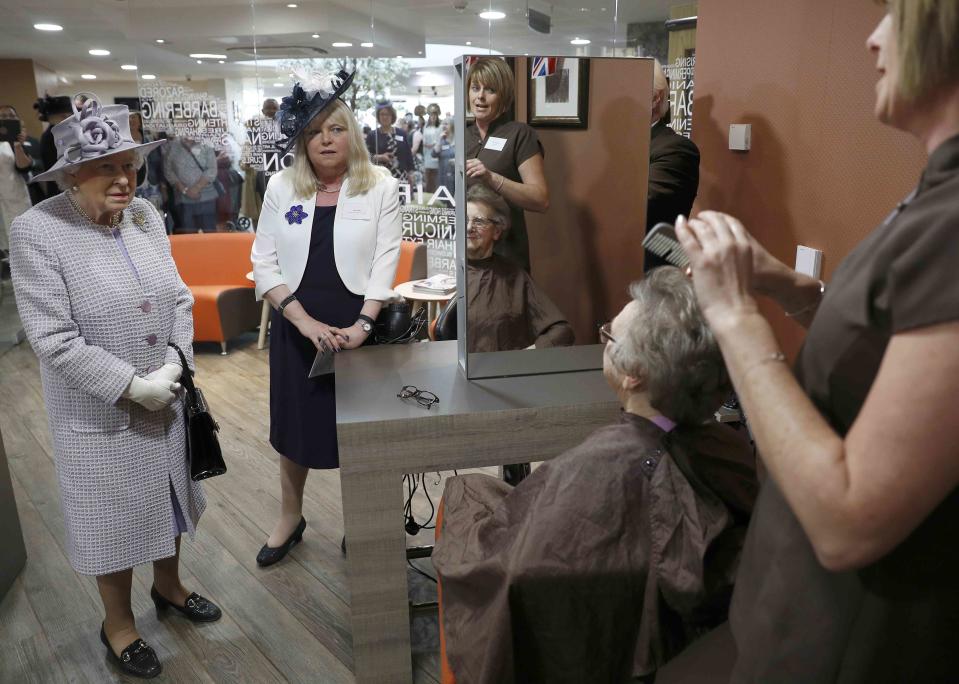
(269, 205, 364, 469)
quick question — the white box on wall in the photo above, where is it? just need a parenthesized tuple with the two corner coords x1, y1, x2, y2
(795, 245, 823, 278)
(729, 124, 751, 151)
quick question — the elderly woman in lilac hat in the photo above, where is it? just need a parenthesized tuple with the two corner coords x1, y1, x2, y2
(9, 94, 221, 679)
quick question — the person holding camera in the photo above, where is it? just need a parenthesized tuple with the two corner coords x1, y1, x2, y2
(0, 105, 34, 258)
(251, 70, 401, 566)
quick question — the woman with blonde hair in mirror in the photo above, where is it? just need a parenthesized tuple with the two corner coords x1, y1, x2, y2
(659, 2, 959, 681)
(465, 57, 549, 273)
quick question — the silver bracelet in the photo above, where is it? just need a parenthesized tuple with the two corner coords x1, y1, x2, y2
(785, 279, 826, 318)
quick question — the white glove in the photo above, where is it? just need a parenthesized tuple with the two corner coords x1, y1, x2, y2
(145, 363, 183, 385)
(123, 375, 182, 411)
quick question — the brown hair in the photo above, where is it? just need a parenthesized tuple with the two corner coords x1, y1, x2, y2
(888, 0, 959, 100)
(467, 57, 515, 119)
(376, 103, 397, 125)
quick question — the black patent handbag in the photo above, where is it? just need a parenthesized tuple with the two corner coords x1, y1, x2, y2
(168, 343, 227, 481)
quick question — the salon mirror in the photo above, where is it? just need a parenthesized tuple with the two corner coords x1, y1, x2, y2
(454, 56, 654, 379)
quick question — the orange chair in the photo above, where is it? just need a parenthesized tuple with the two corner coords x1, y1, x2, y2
(393, 239, 428, 288)
(169, 233, 260, 354)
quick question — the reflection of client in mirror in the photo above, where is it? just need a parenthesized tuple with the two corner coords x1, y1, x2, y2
(466, 186, 574, 353)
(466, 57, 549, 272)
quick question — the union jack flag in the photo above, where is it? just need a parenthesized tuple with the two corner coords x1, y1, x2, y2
(530, 56, 558, 78)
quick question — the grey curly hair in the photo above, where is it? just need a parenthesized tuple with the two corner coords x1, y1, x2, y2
(609, 267, 731, 425)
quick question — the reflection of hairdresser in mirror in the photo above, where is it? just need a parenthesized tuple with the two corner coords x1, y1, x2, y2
(251, 69, 401, 567)
(658, 4, 959, 681)
(466, 186, 573, 352)
(465, 57, 549, 272)
(435, 267, 756, 684)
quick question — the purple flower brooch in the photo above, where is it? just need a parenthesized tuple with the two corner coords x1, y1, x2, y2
(285, 204, 309, 225)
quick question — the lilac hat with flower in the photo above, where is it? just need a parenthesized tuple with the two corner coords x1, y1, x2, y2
(31, 93, 164, 184)
(275, 67, 355, 156)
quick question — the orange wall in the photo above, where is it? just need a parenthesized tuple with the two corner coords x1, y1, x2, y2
(518, 57, 652, 343)
(692, 0, 926, 357)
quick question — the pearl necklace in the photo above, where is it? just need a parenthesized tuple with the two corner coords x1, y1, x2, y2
(67, 191, 123, 229)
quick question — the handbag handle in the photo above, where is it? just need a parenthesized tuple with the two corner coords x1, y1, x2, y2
(167, 342, 199, 403)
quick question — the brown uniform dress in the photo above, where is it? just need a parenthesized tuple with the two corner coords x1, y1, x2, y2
(729, 134, 959, 682)
(466, 253, 574, 352)
(465, 117, 544, 272)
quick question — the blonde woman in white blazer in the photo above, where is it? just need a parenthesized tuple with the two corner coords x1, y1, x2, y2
(251, 71, 401, 566)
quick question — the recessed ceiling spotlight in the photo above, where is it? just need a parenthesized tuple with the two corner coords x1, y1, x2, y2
(418, 50, 423, 55)
(312, 34, 320, 38)
(189, 53, 227, 59)
(34, 23, 63, 31)
(332, 42, 353, 47)
(142, 74, 157, 80)
(218, 60, 225, 64)
(273, 82, 284, 87)
(479, 10, 506, 20)
(286, 3, 297, 6)
(89, 49, 111, 56)
(121, 64, 138, 70)
(361, 42, 374, 47)
(570, 37, 591, 45)
(196, 60, 203, 64)
(81, 74, 97, 80)
(155, 39, 165, 44)
(465, 41, 472, 46)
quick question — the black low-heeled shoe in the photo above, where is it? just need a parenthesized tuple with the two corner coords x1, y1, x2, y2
(151, 585, 222, 622)
(256, 517, 306, 567)
(100, 624, 162, 679)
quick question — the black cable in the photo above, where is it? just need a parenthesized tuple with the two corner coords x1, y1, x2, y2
(407, 558, 437, 583)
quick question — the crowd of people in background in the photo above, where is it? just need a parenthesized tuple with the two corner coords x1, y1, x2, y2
(0, 91, 456, 255)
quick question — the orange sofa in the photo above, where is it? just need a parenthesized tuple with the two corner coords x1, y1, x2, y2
(169, 233, 260, 354)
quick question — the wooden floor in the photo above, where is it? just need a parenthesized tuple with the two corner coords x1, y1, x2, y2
(0, 333, 461, 684)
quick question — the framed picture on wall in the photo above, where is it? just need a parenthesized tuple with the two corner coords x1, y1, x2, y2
(527, 57, 590, 128)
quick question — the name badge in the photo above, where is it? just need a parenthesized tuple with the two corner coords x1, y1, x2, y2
(395, 135, 405, 142)
(485, 136, 507, 151)
(341, 204, 370, 220)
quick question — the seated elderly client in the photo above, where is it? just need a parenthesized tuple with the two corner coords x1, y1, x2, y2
(466, 185, 574, 352)
(433, 267, 758, 684)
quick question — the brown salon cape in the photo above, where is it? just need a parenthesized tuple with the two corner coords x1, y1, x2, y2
(467, 253, 575, 352)
(433, 412, 757, 683)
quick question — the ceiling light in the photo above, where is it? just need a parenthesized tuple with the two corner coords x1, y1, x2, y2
(415, 71, 430, 76)
(570, 37, 591, 45)
(89, 49, 111, 56)
(34, 23, 63, 32)
(479, 10, 506, 20)
(218, 60, 225, 64)
(312, 34, 320, 38)
(418, 51, 423, 55)
(465, 41, 472, 46)
(121, 64, 138, 70)
(189, 53, 227, 59)
(196, 60, 203, 64)
(332, 42, 353, 48)
(81, 74, 97, 80)
(361, 42, 374, 48)
(142, 74, 157, 80)
(155, 39, 165, 43)
(273, 82, 284, 87)
(286, 3, 297, 6)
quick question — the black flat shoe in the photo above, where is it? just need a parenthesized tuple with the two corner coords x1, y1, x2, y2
(151, 585, 222, 622)
(256, 517, 306, 567)
(100, 624, 161, 679)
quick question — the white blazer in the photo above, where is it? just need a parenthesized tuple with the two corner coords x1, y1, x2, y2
(251, 167, 401, 302)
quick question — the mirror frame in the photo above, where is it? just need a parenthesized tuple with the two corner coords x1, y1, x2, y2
(456, 55, 644, 380)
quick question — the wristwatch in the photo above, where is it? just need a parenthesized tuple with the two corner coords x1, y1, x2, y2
(357, 314, 375, 334)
